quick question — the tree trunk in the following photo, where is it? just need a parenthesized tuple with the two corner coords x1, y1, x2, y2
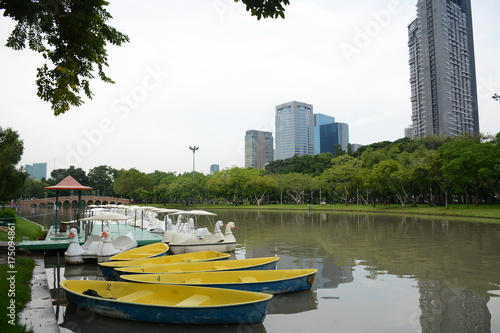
(444, 189, 449, 209)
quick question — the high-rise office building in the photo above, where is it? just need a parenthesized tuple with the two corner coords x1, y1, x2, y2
(318, 122, 349, 155)
(314, 114, 335, 154)
(275, 101, 314, 160)
(408, 0, 479, 138)
(314, 114, 349, 155)
(25, 162, 47, 181)
(245, 130, 274, 169)
(210, 164, 220, 175)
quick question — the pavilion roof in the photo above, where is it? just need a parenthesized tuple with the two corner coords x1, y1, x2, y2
(45, 175, 93, 191)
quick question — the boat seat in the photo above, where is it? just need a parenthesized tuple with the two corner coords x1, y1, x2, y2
(117, 290, 154, 303)
(212, 265, 228, 270)
(184, 278, 203, 284)
(176, 294, 211, 307)
(165, 268, 183, 272)
(239, 276, 258, 283)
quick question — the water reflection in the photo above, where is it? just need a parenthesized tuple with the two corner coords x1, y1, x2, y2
(16, 207, 500, 332)
(419, 281, 491, 332)
(60, 303, 268, 333)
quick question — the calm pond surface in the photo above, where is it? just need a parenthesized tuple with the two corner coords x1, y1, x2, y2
(18, 207, 500, 333)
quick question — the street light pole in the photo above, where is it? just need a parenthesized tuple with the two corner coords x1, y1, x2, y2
(189, 146, 199, 181)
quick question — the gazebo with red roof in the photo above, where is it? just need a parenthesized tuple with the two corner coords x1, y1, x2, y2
(45, 176, 93, 231)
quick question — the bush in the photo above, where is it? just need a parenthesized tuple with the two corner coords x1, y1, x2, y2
(0, 208, 17, 225)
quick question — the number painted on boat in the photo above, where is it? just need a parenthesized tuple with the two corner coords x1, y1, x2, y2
(106, 283, 111, 290)
(157, 276, 161, 282)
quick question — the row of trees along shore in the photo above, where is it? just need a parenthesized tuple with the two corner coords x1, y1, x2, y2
(16, 132, 500, 208)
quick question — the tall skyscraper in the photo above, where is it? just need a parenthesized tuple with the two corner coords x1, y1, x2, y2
(408, 0, 479, 137)
(25, 162, 47, 181)
(245, 130, 274, 169)
(210, 164, 220, 175)
(275, 101, 314, 160)
(314, 114, 349, 155)
(314, 113, 335, 154)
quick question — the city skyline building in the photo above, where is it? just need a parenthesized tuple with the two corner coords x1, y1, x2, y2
(314, 113, 335, 154)
(275, 101, 314, 160)
(244, 130, 274, 169)
(25, 162, 47, 181)
(314, 113, 349, 155)
(209, 164, 220, 175)
(408, 0, 479, 137)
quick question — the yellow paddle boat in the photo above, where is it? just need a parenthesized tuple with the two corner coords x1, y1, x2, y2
(109, 242, 169, 261)
(121, 268, 318, 294)
(99, 250, 231, 280)
(115, 257, 279, 277)
(61, 279, 272, 324)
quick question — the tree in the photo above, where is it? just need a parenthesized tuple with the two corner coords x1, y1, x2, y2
(265, 153, 334, 176)
(236, 0, 290, 20)
(273, 173, 314, 204)
(2, 0, 130, 115)
(48, 166, 88, 185)
(112, 168, 154, 202)
(2, 0, 289, 115)
(206, 167, 253, 203)
(148, 170, 176, 185)
(21, 178, 48, 199)
(440, 136, 498, 205)
(0, 127, 26, 202)
(87, 165, 119, 196)
(168, 172, 207, 205)
(320, 155, 362, 205)
(244, 170, 277, 205)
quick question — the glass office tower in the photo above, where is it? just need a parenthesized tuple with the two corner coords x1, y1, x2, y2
(275, 101, 314, 160)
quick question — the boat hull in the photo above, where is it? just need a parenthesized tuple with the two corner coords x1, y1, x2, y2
(99, 251, 231, 281)
(121, 269, 318, 294)
(168, 241, 236, 255)
(109, 242, 169, 261)
(116, 257, 280, 277)
(61, 280, 272, 325)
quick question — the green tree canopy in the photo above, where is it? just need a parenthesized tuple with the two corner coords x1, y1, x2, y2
(265, 153, 334, 176)
(2, 0, 130, 115)
(320, 155, 361, 205)
(49, 165, 88, 186)
(87, 165, 119, 196)
(236, 0, 290, 19)
(112, 168, 154, 203)
(21, 178, 47, 199)
(0, 127, 26, 202)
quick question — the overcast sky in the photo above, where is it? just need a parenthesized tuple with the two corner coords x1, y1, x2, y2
(2, 0, 499, 177)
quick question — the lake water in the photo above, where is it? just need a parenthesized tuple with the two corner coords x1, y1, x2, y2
(17, 206, 500, 333)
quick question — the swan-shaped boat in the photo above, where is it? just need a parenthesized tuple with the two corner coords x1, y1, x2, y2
(64, 227, 138, 264)
(168, 222, 238, 255)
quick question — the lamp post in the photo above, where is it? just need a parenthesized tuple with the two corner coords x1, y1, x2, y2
(189, 146, 199, 181)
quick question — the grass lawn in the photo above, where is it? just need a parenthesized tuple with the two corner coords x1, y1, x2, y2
(0, 217, 42, 332)
(0, 257, 35, 333)
(0, 218, 45, 242)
